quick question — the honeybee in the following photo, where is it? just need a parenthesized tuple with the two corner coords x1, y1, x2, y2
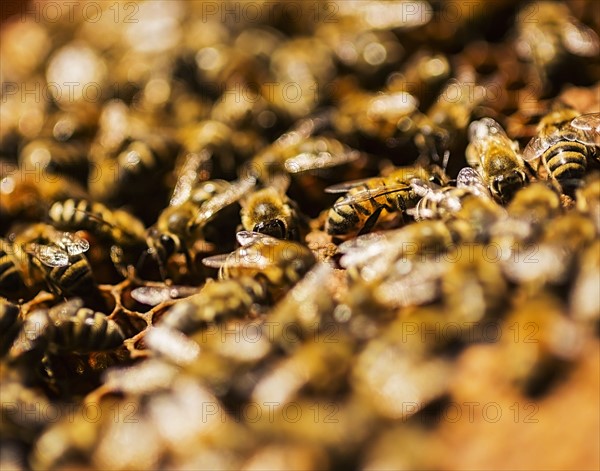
(203, 231, 316, 294)
(466, 117, 529, 203)
(19, 138, 89, 183)
(48, 198, 148, 277)
(501, 293, 582, 396)
(39, 298, 125, 353)
(240, 173, 308, 240)
(523, 109, 599, 192)
(11, 224, 95, 297)
(570, 240, 600, 327)
(338, 220, 454, 309)
(325, 165, 447, 239)
(515, 2, 600, 87)
(147, 178, 251, 276)
(0, 160, 88, 231)
(575, 171, 600, 232)
(153, 277, 268, 336)
(408, 167, 492, 221)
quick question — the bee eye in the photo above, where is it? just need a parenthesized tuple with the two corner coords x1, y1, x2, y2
(159, 235, 176, 255)
(253, 220, 286, 239)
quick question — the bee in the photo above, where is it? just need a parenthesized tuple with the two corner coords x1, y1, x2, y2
(203, 231, 316, 294)
(48, 198, 148, 277)
(523, 109, 600, 193)
(88, 101, 179, 208)
(338, 220, 454, 309)
(501, 293, 582, 397)
(0, 239, 28, 299)
(325, 165, 447, 239)
(466, 117, 529, 203)
(40, 298, 125, 353)
(570, 240, 600, 327)
(147, 178, 251, 276)
(408, 167, 492, 221)
(575, 171, 600, 232)
(19, 137, 89, 183)
(0, 160, 88, 231)
(240, 173, 308, 240)
(515, 2, 600, 88)
(11, 224, 95, 297)
(0, 299, 22, 357)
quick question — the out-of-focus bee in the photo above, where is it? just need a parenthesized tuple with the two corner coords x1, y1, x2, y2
(501, 293, 582, 396)
(0, 239, 29, 299)
(11, 224, 95, 297)
(576, 171, 600, 232)
(48, 198, 147, 277)
(0, 300, 22, 357)
(325, 165, 447, 239)
(523, 109, 599, 193)
(37, 298, 125, 353)
(515, 1, 600, 88)
(466, 117, 529, 203)
(240, 173, 308, 240)
(570, 240, 600, 328)
(416, 79, 486, 169)
(148, 232, 316, 337)
(0, 161, 88, 231)
(204, 232, 316, 293)
(338, 221, 454, 309)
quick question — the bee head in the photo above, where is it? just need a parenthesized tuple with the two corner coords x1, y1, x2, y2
(492, 171, 527, 203)
(253, 219, 287, 239)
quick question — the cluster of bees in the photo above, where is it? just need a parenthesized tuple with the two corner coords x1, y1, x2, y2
(1, 1, 599, 469)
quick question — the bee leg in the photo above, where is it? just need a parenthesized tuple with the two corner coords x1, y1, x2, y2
(357, 206, 385, 236)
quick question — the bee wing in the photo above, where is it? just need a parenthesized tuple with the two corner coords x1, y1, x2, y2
(522, 134, 549, 162)
(325, 178, 376, 194)
(169, 150, 212, 207)
(236, 230, 280, 247)
(55, 231, 90, 256)
(192, 178, 255, 225)
(30, 243, 69, 267)
(130, 285, 196, 306)
(284, 146, 360, 174)
(333, 182, 412, 207)
(201, 253, 230, 269)
(571, 113, 600, 145)
(456, 167, 491, 197)
(562, 20, 600, 57)
(338, 232, 392, 269)
(49, 298, 84, 323)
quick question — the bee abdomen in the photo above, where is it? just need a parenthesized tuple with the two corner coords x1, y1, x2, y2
(544, 142, 587, 181)
(0, 252, 26, 294)
(326, 200, 362, 237)
(49, 256, 95, 295)
(49, 307, 124, 352)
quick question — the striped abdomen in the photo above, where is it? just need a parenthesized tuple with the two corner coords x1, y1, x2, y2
(48, 307, 124, 352)
(49, 199, 115, 241)
(40, 254, 95, 296)
(326, 179, 415, 238)
(542, 140, 589, 185)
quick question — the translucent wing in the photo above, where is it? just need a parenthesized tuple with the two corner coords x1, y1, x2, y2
(284, 141, 360, 174)
(456, 167, 491, 197)
(201, 253, 230, 269)
(571, 113, 600, 146)
(48, 298, 84, 323)
(333, 182, 411, 207)
(338, 232, 393, 269)
(325, 178, 378, 194)
(235, 230, 280, 247)
(30, 243, 69, 267)
(410, 178, 438, 198)
(170, 149, 212, 207)
(131, 285, 198, 306)
(522, 134, 551, 162)
(54, 231, 90, 256)
(562, 20, 600, 57)
(192, 177, 255, 225)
